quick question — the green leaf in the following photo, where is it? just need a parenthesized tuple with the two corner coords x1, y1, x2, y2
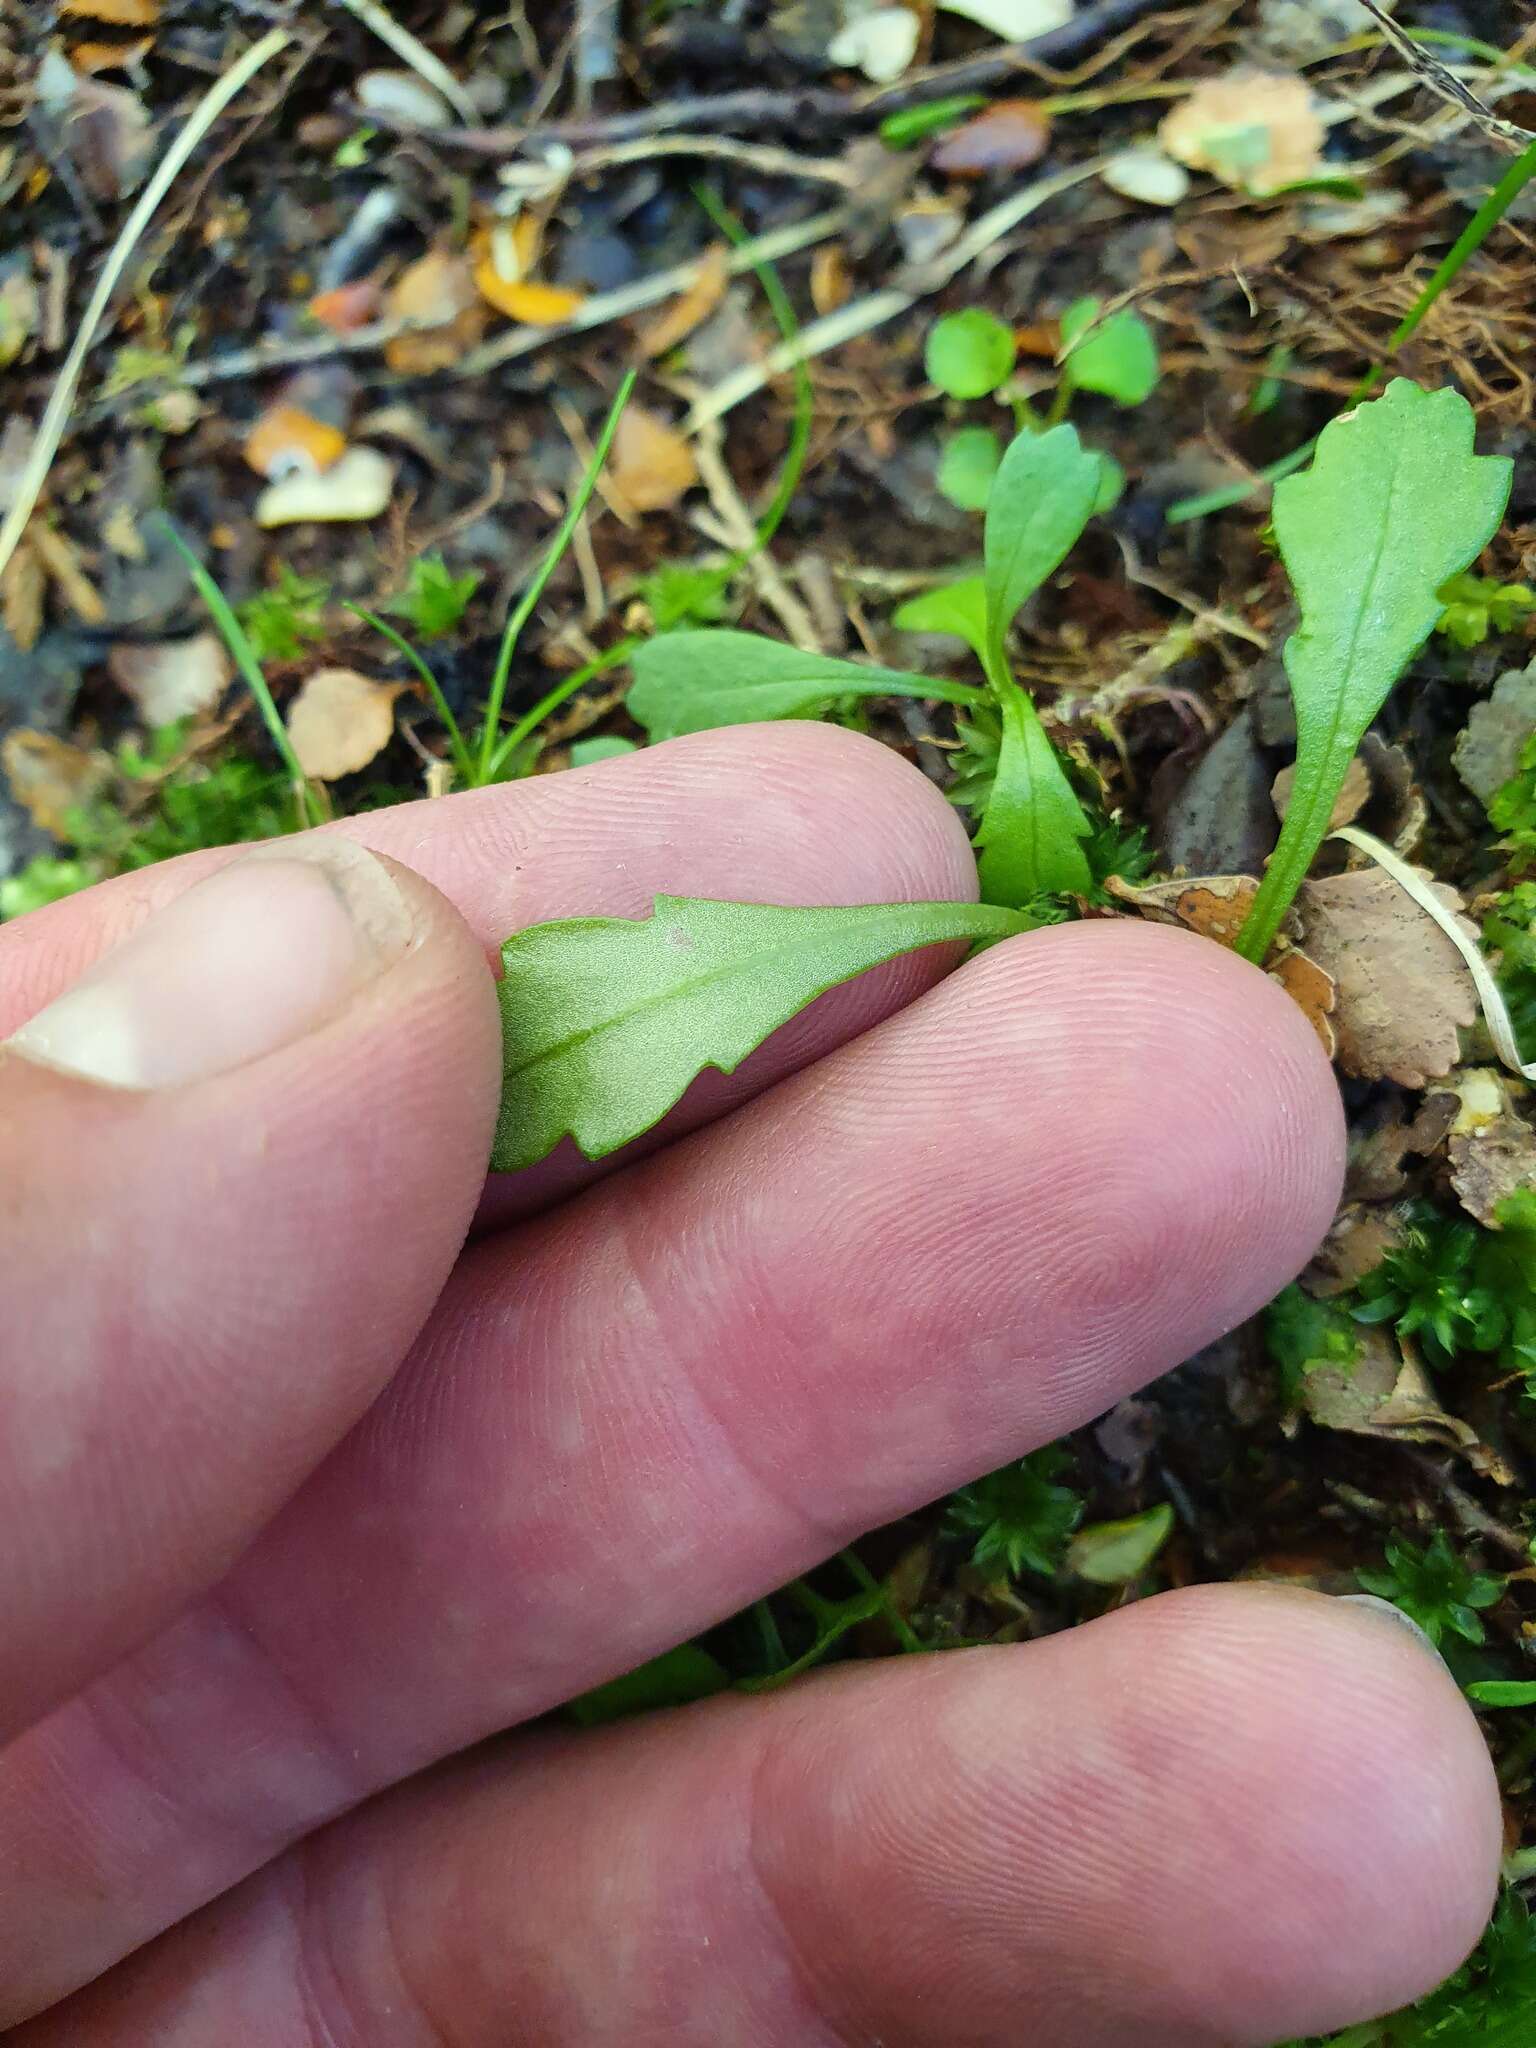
(938, 425, 1002, 511)
(1068, 1503, 1175, 1585)
(493, 894, 1030, 1170)
(1467, 1680, 1536, 1708)
(568, 735, 638, 768)
(879, 93, 985, 147)
(567, 1644, 729, 1726)
(383, 554, 480, 640)
(1093, 451, 1126, 513)
(626, 629, 984, 742)
(891, 576, 989, 662)
(926, 308, 1017, 400)
(1059, 297, 1160, 408)
(1237, 380, 1511, 963)
(975, 684, 1091, 904)
(982, 422, 1101, 675)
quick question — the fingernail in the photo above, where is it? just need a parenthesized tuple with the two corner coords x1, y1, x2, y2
(1337, 1593, 1451, 1669)
(5, 841, 412, 1089)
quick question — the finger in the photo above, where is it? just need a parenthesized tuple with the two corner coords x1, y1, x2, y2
(0, 918, 1344, 2021)
(0, 842, 503, 1736)
(15, 1590, 1499, 2048)
(1, 724, 978, 1224)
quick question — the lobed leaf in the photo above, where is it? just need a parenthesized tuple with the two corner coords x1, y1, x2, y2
(1238, 380, 1511, 962)
(492, 894, 1031, 1170)
(626, 630, 984, 742)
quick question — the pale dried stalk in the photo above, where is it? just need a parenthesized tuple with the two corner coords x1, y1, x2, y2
(0, 27, 292, 585)
(1333, 825, 1536, 1081)
(330, 0, 481, 126)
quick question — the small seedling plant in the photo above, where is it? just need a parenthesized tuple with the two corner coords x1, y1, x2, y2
(491, 377, 1510, 1178)
(924, 300, 1158, 513)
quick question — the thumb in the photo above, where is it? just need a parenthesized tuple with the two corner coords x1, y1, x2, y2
(0, 839, 501, 1738)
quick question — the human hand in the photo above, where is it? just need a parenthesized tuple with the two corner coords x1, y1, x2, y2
(0, 724, 1499, 2045)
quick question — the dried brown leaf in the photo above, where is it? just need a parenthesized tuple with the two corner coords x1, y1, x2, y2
(60, 0, 160, 21)
(1449, 1113, 1536, 1226)
(636, 244, 729, 359)
(285, 668, 401, 781)
(1, 539, 45, 652)
(28, 522, 104, 624)
(1159, 69, 1324, 196)
(108, 633, 231, 725)
(609, 406, 699, 515)
(1295, 867, 1478, 1087)
(1302, 1327, 1480, 1455)
(931, 99, 1052, 175)
(2, 730, 109, 838)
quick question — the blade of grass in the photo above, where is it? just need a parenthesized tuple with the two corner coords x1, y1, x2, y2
(162, 523, 327, 830)
(346, 603, 475, 787)
(476, 370, 637, 782)
(480, 637, 640, 783)
(0, 28, 291, 584)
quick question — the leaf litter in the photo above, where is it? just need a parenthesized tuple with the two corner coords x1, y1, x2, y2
(8, 3, 1536, 2015)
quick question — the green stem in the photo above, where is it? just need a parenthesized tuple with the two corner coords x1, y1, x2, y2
(1236, 757, 1337, 964)
(837, 1549, 926, 1654)
(692, 183, 814, 557)
(480, 637, 640, 783)
(346, 604, 475, 787)
(476, 369, 637, 781)
(1043, 380, 1072, 430)
(163, 522, 325, 830)
(1170, 133, 1536, 525)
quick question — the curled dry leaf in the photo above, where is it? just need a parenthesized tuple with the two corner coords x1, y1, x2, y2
(636, 243, 730, 358)
(382, 248, 485, 373)
(59, 0, 160, 20)
(108, 632, 231, 725)
(243, 403, 347, 481)
(28, 521, 104, 624)
(1297, 866, 1478, 1087)
(810, 243, 852, 316)
(63, 71, 155, 200)
(1449, 1109, 1536, 1226)
(931, 100, 1052, 176)
(1104, 873, 1337, 1055)
(1304, 1203, 1407, 1296)
(69, 40, 156, 75)
(609, 406, 699, 515)
(1, 538, 45, 652)
(1159, 69, 1325, 197)
(827, 7, 920, 85)
(309, 280, 383, 334)
(285, 668, 401, 782)
(1301, 1326, 1483, 1460)
(2, 730, 109, 838)
(256, 446, 394, 527)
